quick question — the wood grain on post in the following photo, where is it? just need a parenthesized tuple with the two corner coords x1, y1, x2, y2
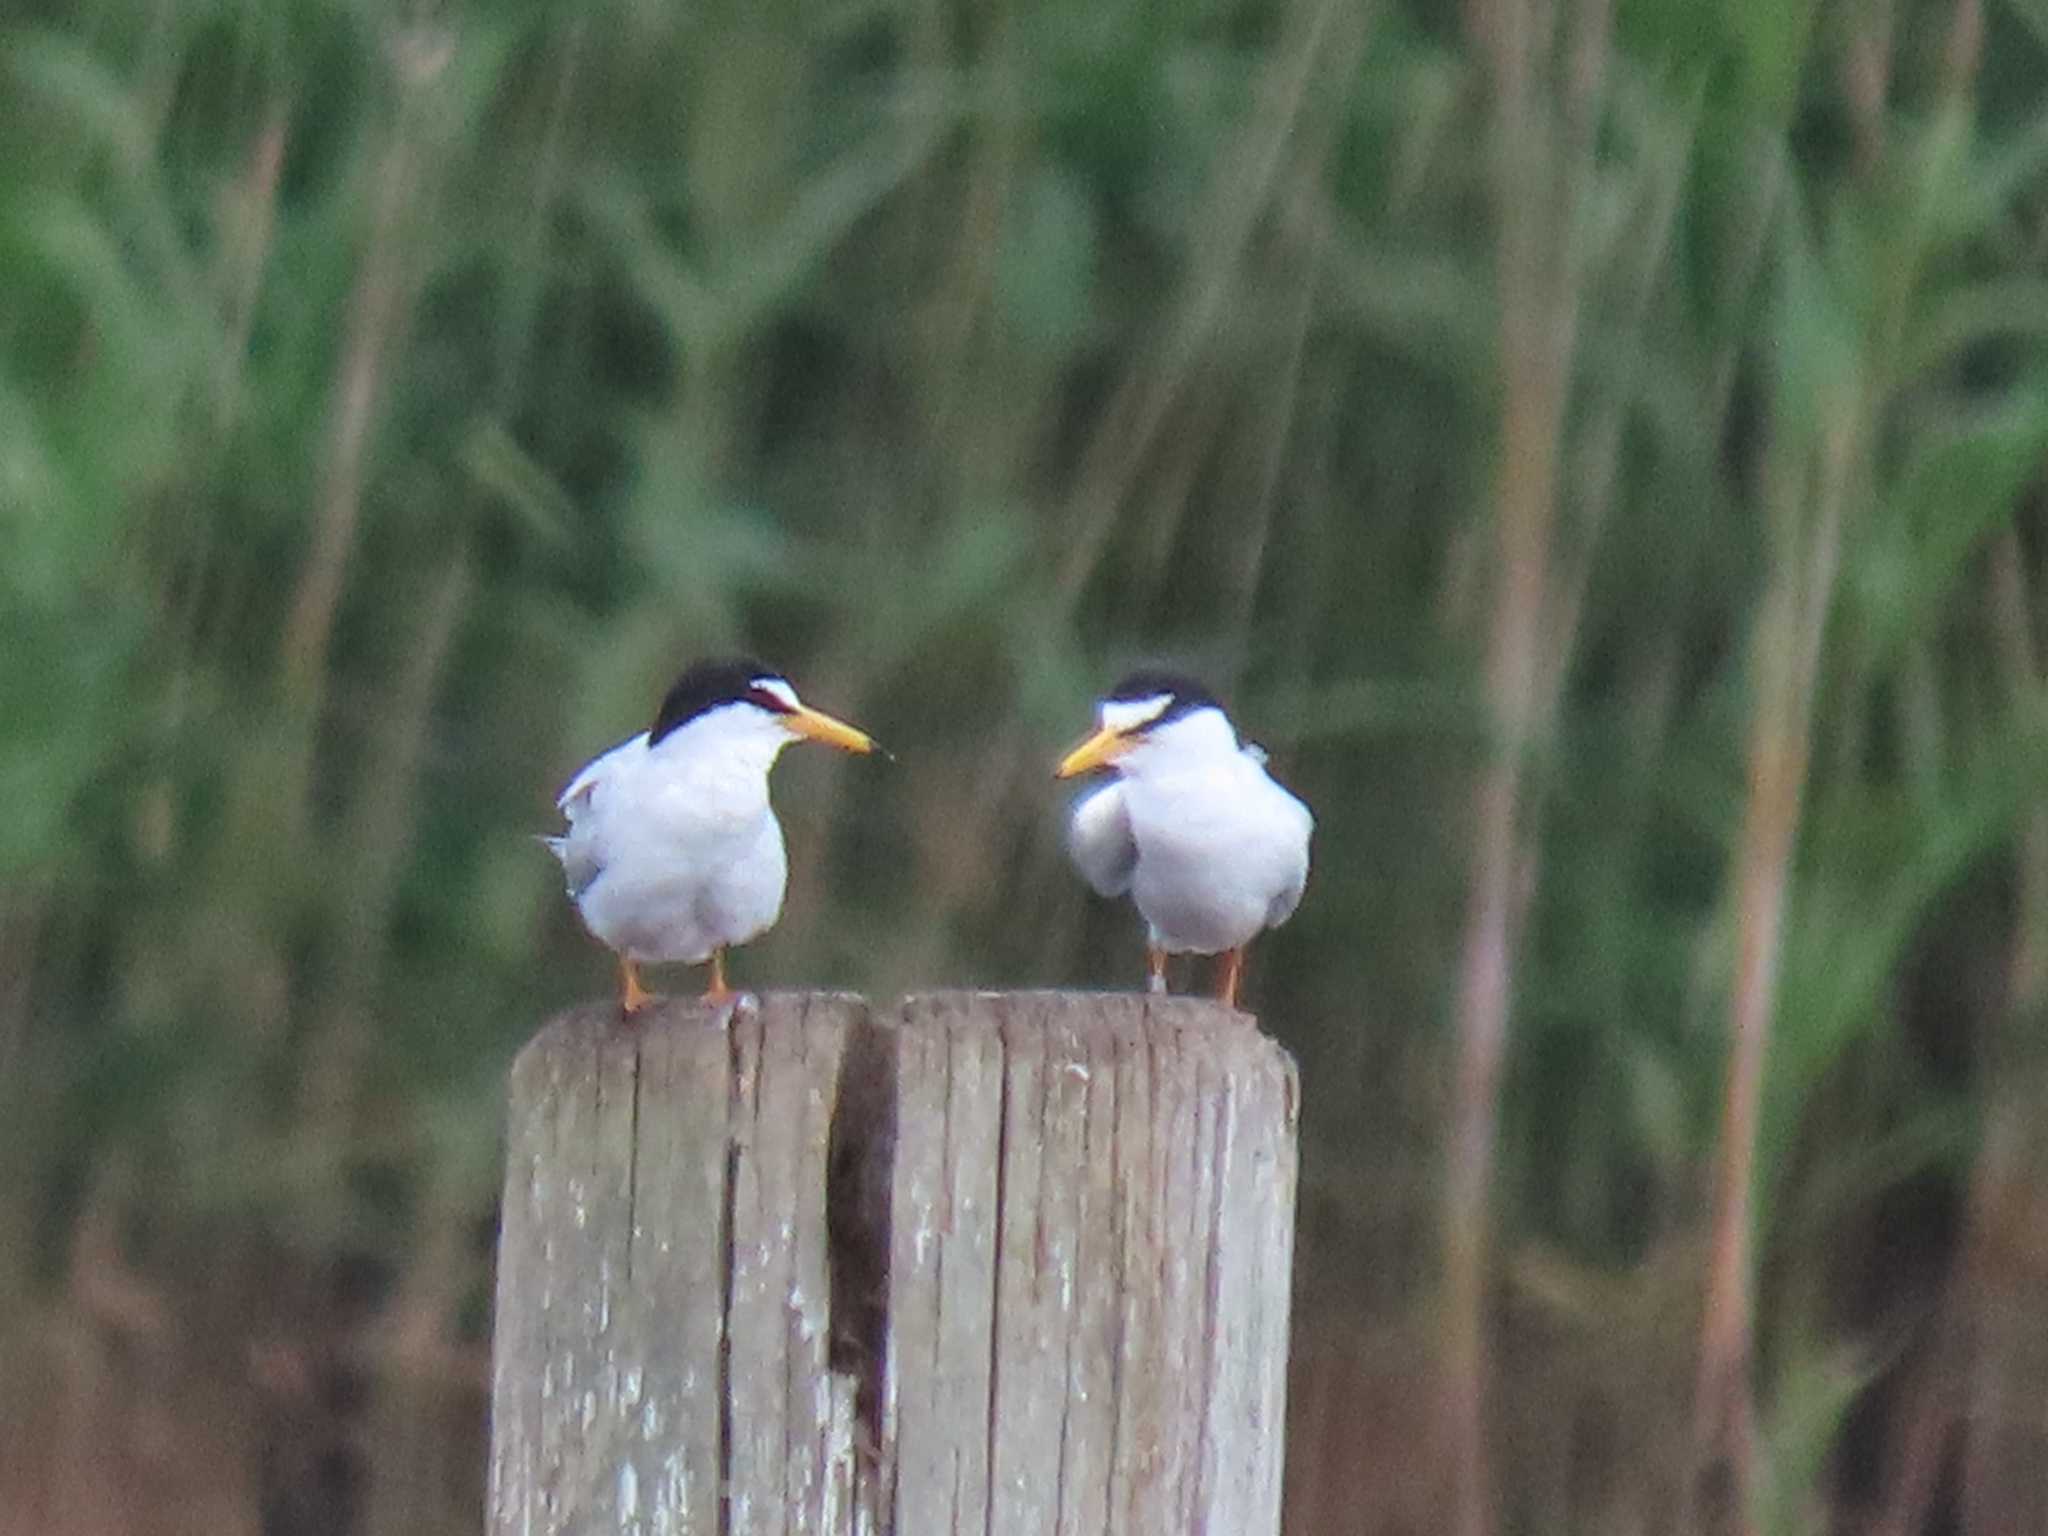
(488, 991, 1299, 1536)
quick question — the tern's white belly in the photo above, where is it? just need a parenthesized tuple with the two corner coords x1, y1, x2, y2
(1125, 773, 1305, 954)
(577, 810, 788, 965)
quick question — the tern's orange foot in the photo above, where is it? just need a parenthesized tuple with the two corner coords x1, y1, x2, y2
(1146, 945, 1169, 995)
(620, 957, 655, 1019)
(1216, 947, 1246, 1010)
(701, 948, 733, 1005)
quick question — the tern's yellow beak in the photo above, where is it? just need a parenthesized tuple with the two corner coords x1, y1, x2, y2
(1055, 725, 1132, 778)
(783, 705, 878, 755)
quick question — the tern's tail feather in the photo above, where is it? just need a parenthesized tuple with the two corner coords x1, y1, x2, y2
(537, 832, 600, 900)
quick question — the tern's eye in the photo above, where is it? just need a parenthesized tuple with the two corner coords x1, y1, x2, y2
(746, 683, 796, 715)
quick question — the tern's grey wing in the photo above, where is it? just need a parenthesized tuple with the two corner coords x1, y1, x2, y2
(1066, 779, 1137, 897)
(541, 832, 603, 901)
(1264, 785, 1315, 928)
(555, 758, 604, 813)
(546, 744, 621, 901)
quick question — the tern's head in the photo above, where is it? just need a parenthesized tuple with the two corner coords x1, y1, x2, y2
(1055, 670, 1238, 778)
(648, 656, 877, 765)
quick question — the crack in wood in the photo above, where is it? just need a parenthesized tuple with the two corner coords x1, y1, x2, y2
(718, 1008, 744, 1536)
(1104, 1012, 1130, 1531)
(982, 1000, 1013, 1536)
(1194, 1054, 1233, 1536)
(624, 1041, 642, 1285)
(826, 1000, 896, 1532)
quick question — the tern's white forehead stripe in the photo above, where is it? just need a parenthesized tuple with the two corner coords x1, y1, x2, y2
(1100, 695, 1172, 733)
(753, 678, 800, 711)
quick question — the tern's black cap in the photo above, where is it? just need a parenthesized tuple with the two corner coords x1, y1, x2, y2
(1104, 669, 1221, 728)
(649, 656, 793, 745)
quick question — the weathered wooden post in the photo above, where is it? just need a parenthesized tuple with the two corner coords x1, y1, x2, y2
(488, 990, 1299, 1535)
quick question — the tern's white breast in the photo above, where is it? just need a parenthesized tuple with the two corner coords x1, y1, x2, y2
(555, 729, 791, 964)
(1121, 754, 1311, 954)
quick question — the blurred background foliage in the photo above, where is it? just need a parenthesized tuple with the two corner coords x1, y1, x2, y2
(5, 0, 2048, 1531)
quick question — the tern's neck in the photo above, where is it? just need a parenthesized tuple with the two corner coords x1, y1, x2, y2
(1119, 708, 1241, 776)
(646, 707, 791, 779)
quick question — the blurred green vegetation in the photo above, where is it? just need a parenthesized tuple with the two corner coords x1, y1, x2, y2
(6, 0, 2048, 1532)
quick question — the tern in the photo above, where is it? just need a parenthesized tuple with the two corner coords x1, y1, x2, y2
(1056, 671, 1312, 1008)
(545, 657, 877, 1015)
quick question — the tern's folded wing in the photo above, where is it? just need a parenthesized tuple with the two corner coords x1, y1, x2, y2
(557, 751, 608, 814)
(1067, 780, 1138, 897)
(548, 737, 639, 899)
(539, 831, 603, 901)
(1264, 786, 1315, 927)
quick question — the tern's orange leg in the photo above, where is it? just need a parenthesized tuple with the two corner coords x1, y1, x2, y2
(620, 956, 654, 1018)
(1216, 947, 1246, 1010)
(1146, 944, 1169, 995)
(704, 947, 733, 1004)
